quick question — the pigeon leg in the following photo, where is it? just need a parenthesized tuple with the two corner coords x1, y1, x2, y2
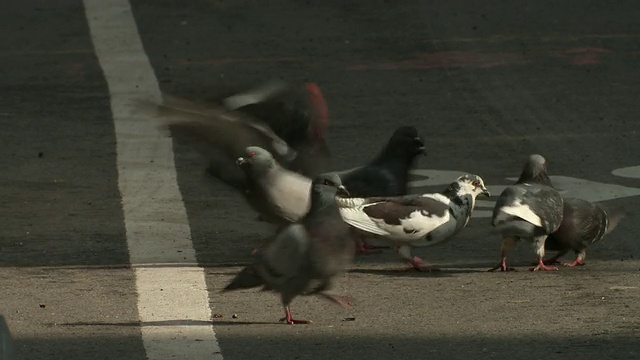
(530, 236, 558, 271)
(489, 236, 517, 272)
(536, 251, 567, 266)
(279, 306, 312, 325)
(562, 250, 586, 267)
(353, 238, 380, 255)
(317, 293, 354, 309)
(361, 238, 390, 250)
(398, 246, 441, 272)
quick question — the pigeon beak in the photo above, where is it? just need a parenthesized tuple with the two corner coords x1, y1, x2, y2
(482, 188, 491, 197)
(336, 185, 350, 197)
(236, 157, 248, 166)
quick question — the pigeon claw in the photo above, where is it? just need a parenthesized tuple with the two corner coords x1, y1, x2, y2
(281, 307, 312, 325)
(562, 259, 585, 267)
(488, 260, 516, 272)
(530, 263, 559, 271)
(354, 240, 382, 255)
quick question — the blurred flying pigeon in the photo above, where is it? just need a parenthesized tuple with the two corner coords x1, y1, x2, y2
(223, 173, 354, 325)
(136, 80, 332, 194)
(543, 198, 627, 267)
(337, 175, 490, 271)
(221, 80, 332, 177)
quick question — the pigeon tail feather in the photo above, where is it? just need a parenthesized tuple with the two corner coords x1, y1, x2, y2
(603, 205, 627, 236)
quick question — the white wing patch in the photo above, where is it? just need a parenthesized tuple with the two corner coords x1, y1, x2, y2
(495, 203, 543, 227)
(338, 199, 453, 243)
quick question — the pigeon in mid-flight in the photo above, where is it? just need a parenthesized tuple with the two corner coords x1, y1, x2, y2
(220, 80, 332, 177)
(337, 175, 490, 271)
(543, 198, 627, 267)
(223, 173, 354, 325)
(136, 80, 332, 195)
(489, 154, 565, 271)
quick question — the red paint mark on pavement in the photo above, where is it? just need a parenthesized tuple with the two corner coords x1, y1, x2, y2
(561, 47, 610, 65)
(347, 51, 526, 70)
(179, 56, 305, 66)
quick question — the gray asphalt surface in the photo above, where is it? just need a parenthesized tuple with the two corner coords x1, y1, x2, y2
(1, 0, 640, 359)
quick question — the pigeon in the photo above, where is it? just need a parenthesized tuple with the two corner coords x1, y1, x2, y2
(335, 125, 427, 254)
(222, 172, 354, 325)
(337, 175, 490, 271)
(543, 198, 627, 267)
(515, 154, 553, 187)
(136, 80, 332, 195)
(221, 80, 332, 178)
(489, 183, 564, 272)
(236, 146, 312, 225)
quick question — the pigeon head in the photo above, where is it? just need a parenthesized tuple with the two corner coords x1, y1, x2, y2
(236, 146, 276, 172)
(516, 154, 552, 186)
(377, 126, 427, 161)
(312, 173, 350, 198)
(449, 174, 490, 198)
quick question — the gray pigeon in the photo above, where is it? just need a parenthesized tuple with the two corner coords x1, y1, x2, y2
(490, 183, 564, 271)
(515, 154, 553, 187)
(543, 198, 627, 266)
(338, 175, 490, 271)
(235, 146, 311, 225)
(222, 173, 354, 325)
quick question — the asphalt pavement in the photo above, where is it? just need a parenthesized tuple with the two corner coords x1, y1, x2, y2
(1, 1, 639, 359)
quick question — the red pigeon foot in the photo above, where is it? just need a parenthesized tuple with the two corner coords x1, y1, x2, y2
(404, 256, 441, 272)
(279, 307, 312, 325)
(488, 258, 516, 272)
(562, 258, 585, 267)
(530, 258, 559, 271)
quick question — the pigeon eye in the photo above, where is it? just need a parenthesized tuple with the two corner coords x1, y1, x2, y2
(324, 179, 333, 186)
(248, 151, 255, 158)
(471, 181, 479, 187)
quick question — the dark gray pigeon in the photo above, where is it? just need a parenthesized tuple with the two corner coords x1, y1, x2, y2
(223, 173, 354, 325)
(490, 183, 564, 272)
(515, 154, 553, 187)
(543, 198, 626, 266)
(336, 125, 427, 254)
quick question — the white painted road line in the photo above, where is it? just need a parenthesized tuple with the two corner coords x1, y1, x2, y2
(612, 165, 640, 179)
(83, 1, 223, 359)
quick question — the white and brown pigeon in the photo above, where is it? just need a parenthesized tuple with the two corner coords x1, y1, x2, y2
(489, 154, 564, 272)
(336, 175, 490, 271)
(543, 198, 627, 267)
(223, 172, 354, 325)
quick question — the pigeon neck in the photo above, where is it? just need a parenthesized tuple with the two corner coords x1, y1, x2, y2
(306, 189, 339, 217)
(516, 171, 553, 187)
